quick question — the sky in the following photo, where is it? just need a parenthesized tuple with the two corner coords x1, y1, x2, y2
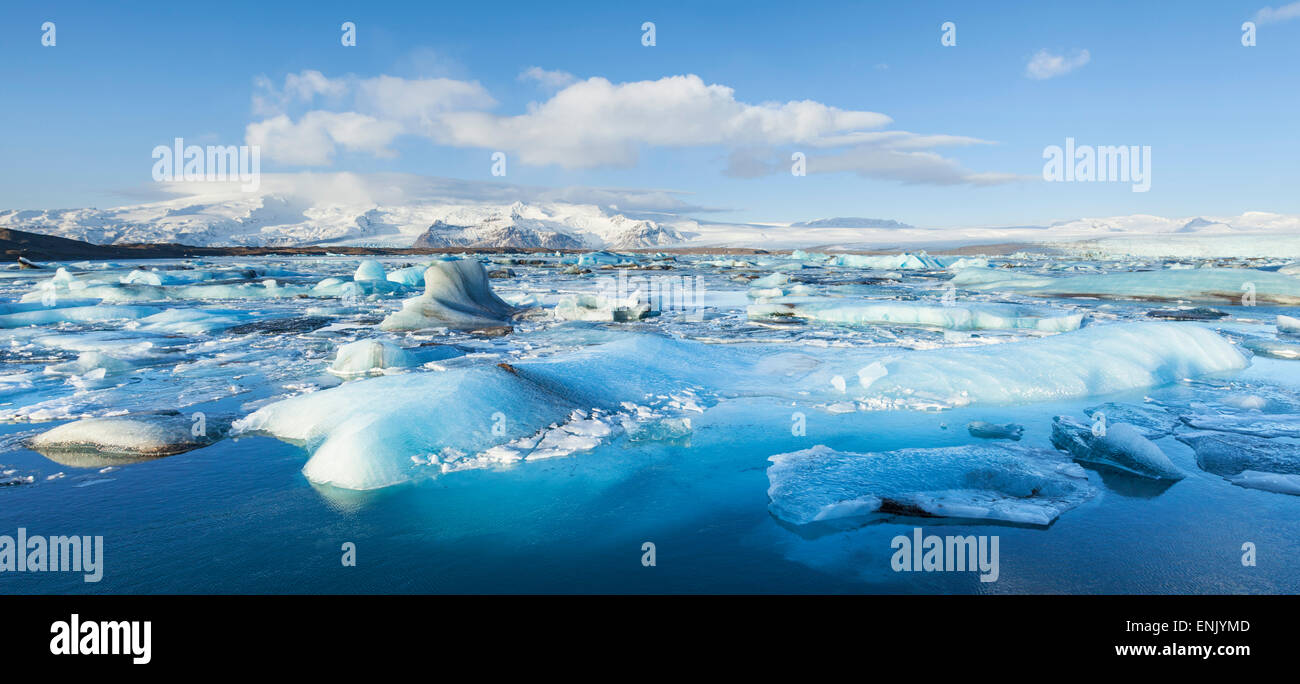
(1, 0, 1298, 228)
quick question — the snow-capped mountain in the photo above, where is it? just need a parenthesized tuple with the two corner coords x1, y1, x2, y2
(3, 177, 1299, 256)
(0, 194, 688, 250)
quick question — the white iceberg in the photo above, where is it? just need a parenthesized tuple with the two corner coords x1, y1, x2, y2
(379, 260, 517, 331)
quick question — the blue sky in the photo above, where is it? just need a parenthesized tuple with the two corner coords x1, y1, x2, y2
(2, 0, 1298, 227)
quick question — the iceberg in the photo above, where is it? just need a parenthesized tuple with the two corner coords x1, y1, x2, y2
(233, 365, 579, 490)
(1050, 416, 1184, 480)
(353, 260, 387, 282)
(1278, 314, 1300, 334)
(379, 260, 517, 331)
(766, 444, 1095, 526)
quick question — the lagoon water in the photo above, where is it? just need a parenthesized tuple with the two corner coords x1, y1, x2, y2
(3, 253, 1299, 593)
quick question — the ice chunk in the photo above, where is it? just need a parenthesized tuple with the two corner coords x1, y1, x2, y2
(328, 339, 417, 377)
(766, 444, 1095, 526)
(379, 260, 517, 331)
(967, 421, 1024, 440)
(386, 265, 428, 288)
(748, 299, 1083, 332)
(29, 411, 224, 459)
(1050, 416, 1184, 480)
(353, 260, 387, 282)
(1278, 314, 1300, 334)
(1239, 336, 1300, 360)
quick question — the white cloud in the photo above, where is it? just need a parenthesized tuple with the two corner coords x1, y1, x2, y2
(1025, 49, 1091, 80)
(246, 112, 403, 165)
(243, 70, 1013, 186)
(430, 75, 891, 167)
(1254, 2, 1300, 23)
(519, 66, 578, 90)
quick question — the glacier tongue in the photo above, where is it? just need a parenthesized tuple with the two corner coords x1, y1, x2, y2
(765, 444, 1095, 527)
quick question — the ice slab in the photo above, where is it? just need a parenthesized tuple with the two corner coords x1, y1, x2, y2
(766, 444, 1095, 526)
(748, 299, 1083, 332)
(1179, 413, 1300, 438)
(839, 323, 1248, 409)
(1175, 430, 1300, 495)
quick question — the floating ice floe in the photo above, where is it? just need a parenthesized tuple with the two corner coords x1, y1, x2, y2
(380, 260, 517, 331)
(765, 444, 1095, 526)
(29, 411, 225, 463)
(952, 267, 1300, 304)
(1175, 430, 1300, 495)
(1050, 416, 1184, 480)
(967, 421, 1024, 440)
(747, 299, 1084, 332)
(1238, 336, 1300, 360)
(328, 339, 417, 377)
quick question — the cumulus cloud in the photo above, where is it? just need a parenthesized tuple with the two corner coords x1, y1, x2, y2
(246, 113, 403, 165)
(243, 69, 1014, 186)
(1254, 2, 1300, 23)
(1025, 49, 1091, 80)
